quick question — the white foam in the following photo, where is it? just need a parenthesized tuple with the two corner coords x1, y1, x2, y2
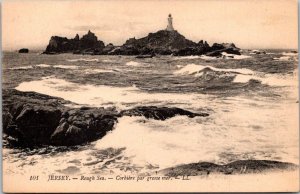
(15, 77, 205, 109)
(9, 65, 33, 70)
(273, 56, 291, 61)
(175, 56, 201, 60)
(199, 55, 218, 60)
(67, 58, 99, 62)
(36, 64, 51, 68)
(174, 64, 254, 76)
(282, 52, 298, 56)
(53, 65, 78, 69)
(175, 64, 296, 87)
(221, 52, 252, 60)
(233, 73, 298, 87)
(84, 69, 115, 74)
(233, 74, 252, 83)
(102, 59, 114, 63)
(94, 116, 222, 168)
(94, 99, 299, 168)
(198, 53, 251, 60)
(125, 61, 141, 67)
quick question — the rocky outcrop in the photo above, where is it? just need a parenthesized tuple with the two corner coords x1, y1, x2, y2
(120, 106, 209, 120)
(160, 160, 298, 176)
(43, 30, 105, 55)
(43, 30, 240, 56)
(108, 30, 211, 56)
(50, 107, 118, 146)
(3, 89, 209, 147)
(18, 48, 29, 53)
(206, 43, 241, 57)
(2, 89, 118, 147)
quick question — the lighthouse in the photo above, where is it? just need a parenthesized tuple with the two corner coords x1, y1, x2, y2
(166, 14, 174, 31)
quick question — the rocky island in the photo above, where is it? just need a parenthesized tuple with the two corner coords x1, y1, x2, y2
(43, 14, 240, 56)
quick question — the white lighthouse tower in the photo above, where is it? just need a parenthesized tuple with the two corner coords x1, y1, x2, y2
(166, 14, 174, 31)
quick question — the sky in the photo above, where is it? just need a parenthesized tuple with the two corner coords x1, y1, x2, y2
(2, 0, 298, 50)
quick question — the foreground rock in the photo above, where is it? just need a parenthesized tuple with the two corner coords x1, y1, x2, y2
(160, 160, 298, 176)
(120, 106, 209, 120)
(3, 89, 208, 147)
(2, 89, 118, 147)
(50, 107, 118, 146)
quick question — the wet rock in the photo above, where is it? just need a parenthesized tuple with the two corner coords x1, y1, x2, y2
(102, 43, 116, 54)
(120, 106, 209, 120)
(2, 89, 118, 147)
(13, 105, 62, 145)
(160, 160, 298, 176)
(206, 43, 241, 57)
(50, 108, 118, 146)
(3, 90, 209, 147)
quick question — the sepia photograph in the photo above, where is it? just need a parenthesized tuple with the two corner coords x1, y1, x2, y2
(1, 0, 299, 192)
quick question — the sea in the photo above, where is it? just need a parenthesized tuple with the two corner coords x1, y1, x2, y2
(2, 50, 299, 176)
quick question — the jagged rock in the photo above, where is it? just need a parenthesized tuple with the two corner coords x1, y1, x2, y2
(160, 160, 298, 176)
(120, 106, 209, 120)
(44, 29, 240, 56)
(206, 43, 241, 57)
(211, 43, 240, 55)
(18, 48, 29, 53)
(102, 43, 115, 54)
(3, 90, 209, 147)
(43, 30, 105, 54)
(113, 30, 200, 56)
(50, 107, 118, 146)
(2, 89, 117, 147)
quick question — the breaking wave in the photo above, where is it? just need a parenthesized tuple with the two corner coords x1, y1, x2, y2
(8, 65, 33, 70)
(273, 56, 292, 61)
(15, 76, 208, 109)
(174, 64, 254, 75)
(36, 64, 51, 68)
(67, 58, 99, 62)
(221, 52, 252, 60)
(53, 65, 79, 69)
(83, 69, 116, 74)
(174, 64, 297, 87)
(282, 52, 298, 56)
(126, 61, 142, 67)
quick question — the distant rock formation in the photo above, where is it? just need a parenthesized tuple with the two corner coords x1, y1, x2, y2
(18, 48, 29, 53)
(206, 43, 241, 57)
(43, 29, 240, 56)
(43, 30, 105, 55)
(107, 30, 212, 56)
